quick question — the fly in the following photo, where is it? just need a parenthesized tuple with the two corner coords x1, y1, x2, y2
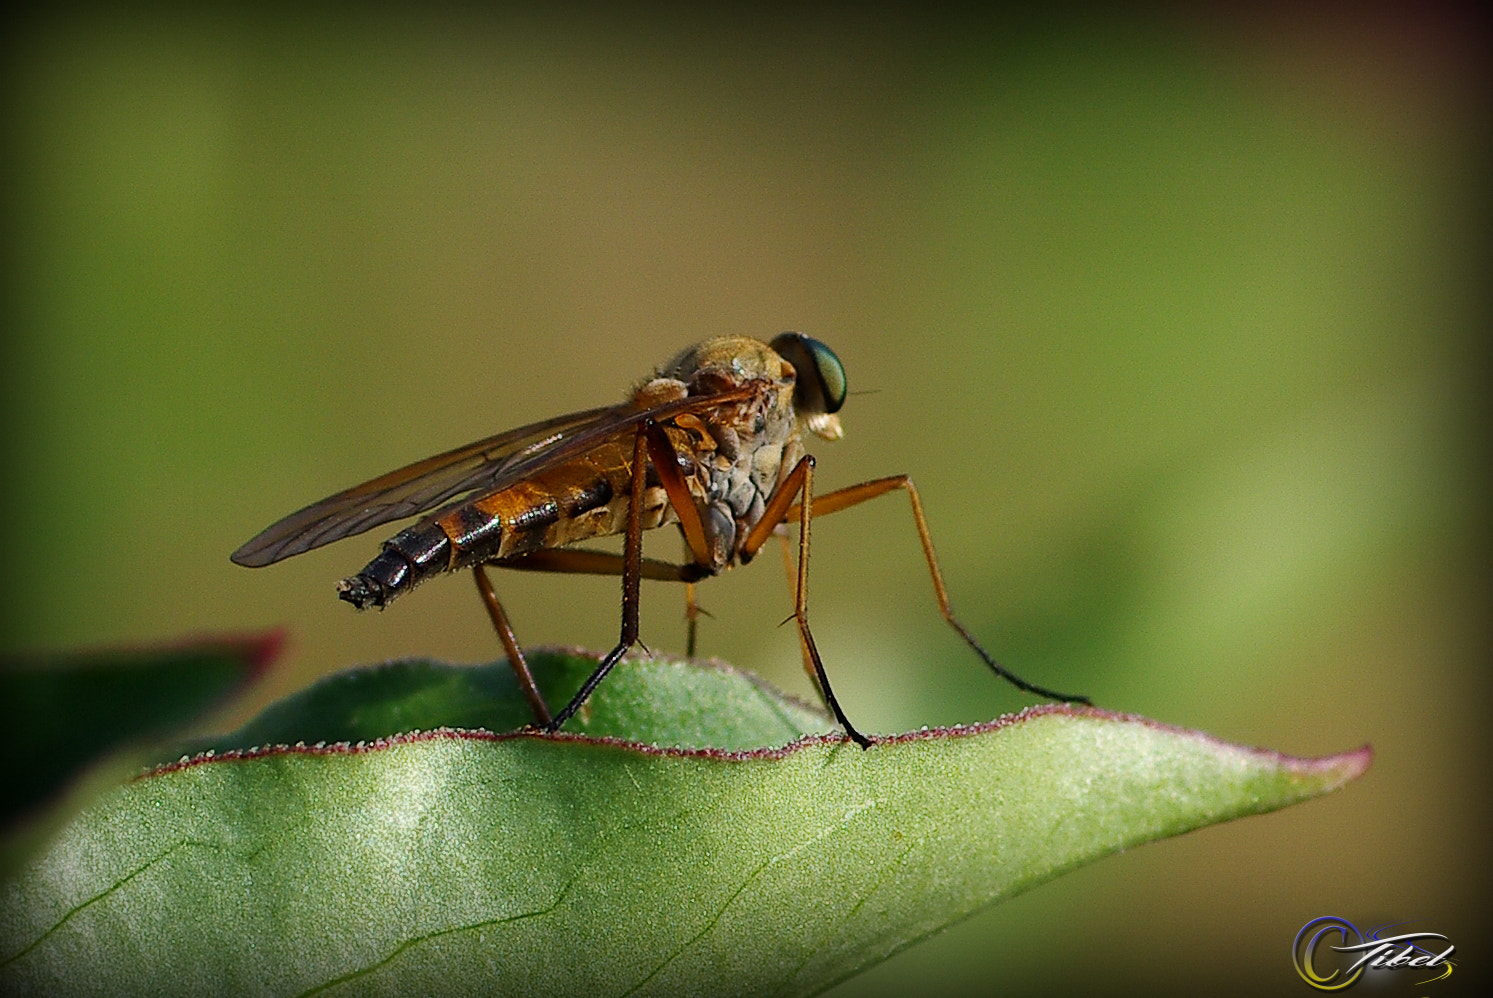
(232, 333, 1088, 746)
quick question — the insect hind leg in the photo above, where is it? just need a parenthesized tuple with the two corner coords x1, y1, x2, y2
(473, 565, 552, 726)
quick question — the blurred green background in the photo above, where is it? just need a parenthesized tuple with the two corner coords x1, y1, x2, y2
(3, 5, 1487, 995)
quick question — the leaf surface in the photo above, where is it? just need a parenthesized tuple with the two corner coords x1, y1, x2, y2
(0, 635, 277, 875)
(0, 650, 1368, 997)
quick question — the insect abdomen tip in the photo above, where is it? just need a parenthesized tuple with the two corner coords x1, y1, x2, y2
(337, 575, 385, 610)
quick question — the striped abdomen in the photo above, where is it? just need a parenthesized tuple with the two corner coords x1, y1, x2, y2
(336, 437, 681, 609)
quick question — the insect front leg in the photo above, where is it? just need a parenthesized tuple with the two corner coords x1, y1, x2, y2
(646, 418, 724, 660)
(740, 455, 873, 749)
(781, 475, 1090, 705)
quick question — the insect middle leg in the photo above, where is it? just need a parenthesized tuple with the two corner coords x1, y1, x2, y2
(740, 454, 873, 748)
(779, 475, 1090, 705)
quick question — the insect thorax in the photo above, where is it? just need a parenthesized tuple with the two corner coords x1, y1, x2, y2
(669, 379, 798, 570)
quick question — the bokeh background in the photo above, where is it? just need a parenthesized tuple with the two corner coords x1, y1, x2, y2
(3, 5, 1487, 995)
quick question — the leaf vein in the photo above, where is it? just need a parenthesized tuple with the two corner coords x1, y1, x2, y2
(291, 872, 581, 998)
(777, 835, 922, 997)
(619, 856, 774, 998)
(2, 837, 207, 966)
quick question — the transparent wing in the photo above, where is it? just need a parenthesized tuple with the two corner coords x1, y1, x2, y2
(230, 386, 757, 567)
(231, 405, 621, 567)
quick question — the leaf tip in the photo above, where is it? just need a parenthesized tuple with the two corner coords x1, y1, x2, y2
(1302, 742, 1373, 787)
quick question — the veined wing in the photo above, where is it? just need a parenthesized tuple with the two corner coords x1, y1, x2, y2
(231, 405, 620, 567)
(230, 386, 758, 567)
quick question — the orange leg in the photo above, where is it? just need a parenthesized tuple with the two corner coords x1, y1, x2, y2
(741, 455, 872, 747)
(684, 581, 699, 658)
(500, 547, 707, 583)
(774, 528, 817, 698)
(682, 578, 716, 659)
(498, 526, 712, 658)
(473, 565, 552, 726)
(545, 419, 715, 733)
(479, 545, 710, 724)
(645, 420, 714, 566)
(778, 475, 1089, 705)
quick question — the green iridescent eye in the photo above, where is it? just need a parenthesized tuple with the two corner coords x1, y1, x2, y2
(770, 332, 847, 415)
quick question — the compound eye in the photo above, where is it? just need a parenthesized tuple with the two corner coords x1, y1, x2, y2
(769, 332, 847, 415)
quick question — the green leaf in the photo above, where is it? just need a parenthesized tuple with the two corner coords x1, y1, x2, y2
(0, 651, 1368, 997)
(192, 649, 835, 756)
(0, 635, 279, 877)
